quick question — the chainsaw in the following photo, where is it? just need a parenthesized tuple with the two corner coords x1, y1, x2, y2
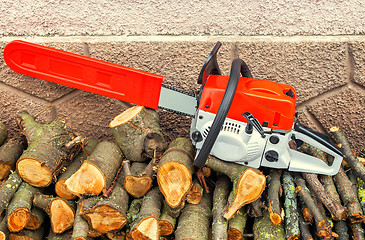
(3, 40, 343, 175)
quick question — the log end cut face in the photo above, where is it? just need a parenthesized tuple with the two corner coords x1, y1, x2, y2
(83, 205, 127, 233)
(65, 161, 106, 196)
(7, 208, 30, 232)
(159, 220, 174, 236)
(55, 179, 76, 200)
(157, 162, 192, 208)
(224, 168, 266, 220)
(131, 216, 159, 240)
(50, 198, 75, 234)
(17, 158, 52, 187)
(124, 175, 153, 198)
(109, 106, 144, 128)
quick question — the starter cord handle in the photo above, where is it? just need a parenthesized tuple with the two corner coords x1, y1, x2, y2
(194, 58, 252, 167)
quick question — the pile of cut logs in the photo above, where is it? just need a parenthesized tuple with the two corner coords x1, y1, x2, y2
(0, 105, 364, 240)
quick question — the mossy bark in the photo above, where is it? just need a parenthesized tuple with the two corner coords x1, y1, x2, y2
(205, 156, 266, 220)
(80, 172, 129, 233)
(0, 171, 23, 215)
(0, 137, 25, 180)
(33, 192, 76, 234)
(130, 187, 163, 240)
(0, 121, 7, 147)
(175, 192, 212, 240)
(282, 171, 300, 240)
(6, 182, 38, 232)
(253, 209, 285, 240)
(55, 139, 99, 200)
(157, 138, 195, 209)
(65, 141, 123, 196)
(110, 106, 166, 162)
(212, 175, 229, 240)
(16, 112, 82, 187)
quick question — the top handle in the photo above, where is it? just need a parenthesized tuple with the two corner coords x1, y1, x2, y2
(194, 58, 252, 167)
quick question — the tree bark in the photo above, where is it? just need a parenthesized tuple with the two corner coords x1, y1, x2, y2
(282, 171, 300, 240)
(33, 192, 75, 234)
(334, 166, 364, 223)
(80, 171, 129, 233)
(0, 121, 7, 147)
(330, 127, 365, 181)
(110, 106, 166, 162)
(175, 192, 212, 240)
(295, 175, 332, 239)
(122, 159, 155, 198)
(159, 201, 176, 236)
(212, 175, 229, 240)
(267, 169, 282, 225)
(228, 207, 247, 240)
(350, 222, 365, 240)
(71, 200, 89, 240)
(334, 220, 350, 240)
(157, 138, 195, 209)
(65, 141, 123, 196)
(55, 139, 99, 200)
(130, 187, 163, 240)
(47, 230, 75, 240)
(205, 156, 266, 220)
(0, 137, 25, 180)
(6, 182, 38, 232)
(298, 213, 313, 240)
(16, 112, 82, 187)
(0, 217, 9, 240)
(0, 171, 23, 215)
(253, 209, 285, 240)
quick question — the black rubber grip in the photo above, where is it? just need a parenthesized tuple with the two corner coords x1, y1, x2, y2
(194, 58, 252, 167)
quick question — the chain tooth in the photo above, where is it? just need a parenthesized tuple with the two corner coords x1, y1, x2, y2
(162, 84, 196, 97)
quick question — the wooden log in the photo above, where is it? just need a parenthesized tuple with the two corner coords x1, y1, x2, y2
(80, 171, 129, 233)
(253, 209, 285, 240)
(47, 230, 74, 240)
(298, 213, 314, 240)
(9, 227, 45, 240)
(295, 175, 332, 239)
(159, 201, 176, 236)
(212, 175, 229, 240)
(106, 230, 126, 240)
(0, 171, 23, 215)
(33, 192, 75, 234)
(110, 105, 166, 162)
(130, 187, 163, 240)
(175, 192, 212, 240)
(127, 198, 143, 226)
(16, 112, 82, 187)
(71, 200, 89, 240)
(282, 171, 300, 240)
(0, 217, 10, 240)
(55, 139, 99, 200)
(330, 127, 365, 181)
(299, 143, 347, 220)
(122, 159, 155, 198)
(267, 169, 282, 225)
(24, 208, 45, 230)
(0, 137, 25, 180)
(0, 121, 7, 147)
(205, 156, 266, 220)
(186, 179, 204, 205)
(334, 220, 350, 240)
(157, 138, 195, 209)
(248, 197, 264, 218)
(65, 141, 123, 196)
(355, 177, 365, 214)
(350, 222, 365, 240)
(228, 208, 247, 240)
(6, 182, 38, 232)
(334, 166, 364, 223)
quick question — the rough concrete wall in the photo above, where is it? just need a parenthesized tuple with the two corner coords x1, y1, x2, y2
(0, 0, 364, 155)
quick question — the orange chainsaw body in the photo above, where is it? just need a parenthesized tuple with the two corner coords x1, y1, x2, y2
(199, 75, 296, 131)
